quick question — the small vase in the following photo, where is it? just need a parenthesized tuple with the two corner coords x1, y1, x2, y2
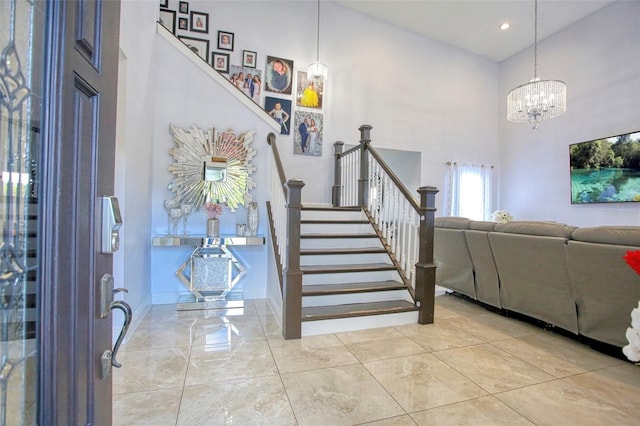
(207, 218, 220, 237)
(247, 202, 258, 236)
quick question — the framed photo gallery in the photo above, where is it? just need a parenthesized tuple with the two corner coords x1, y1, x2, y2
(160, 1, 326, 154)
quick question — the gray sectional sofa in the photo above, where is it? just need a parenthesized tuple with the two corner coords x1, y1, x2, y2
(435, 217, 640, 348)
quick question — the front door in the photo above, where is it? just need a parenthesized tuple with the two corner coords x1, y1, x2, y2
(40, 0, 122, 423)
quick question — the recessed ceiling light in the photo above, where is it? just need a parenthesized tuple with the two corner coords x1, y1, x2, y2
(500, 22, 510, 30)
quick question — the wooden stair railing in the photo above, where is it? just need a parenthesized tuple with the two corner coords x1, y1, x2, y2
(333, 125, 439, 324)
(266, 132, 304, 339)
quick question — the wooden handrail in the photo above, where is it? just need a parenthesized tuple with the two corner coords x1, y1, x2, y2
(267, 132, 287, 196)
(366, 147, 421, 213)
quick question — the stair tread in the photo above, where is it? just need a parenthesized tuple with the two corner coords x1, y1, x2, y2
(302, 300, 417, 321)
(300, 247, 386, 255)
(301, 233, 378, 239)
(302, 206, 360, 211)
(301, 220, 369, 224)
(300, 263, 396, 273)
(303, 281, 406, 295)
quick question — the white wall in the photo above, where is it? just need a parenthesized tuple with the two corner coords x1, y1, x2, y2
(499, 0, 640, 226)
(116, 0, 159, 321)
(118, 1, 640, 312)
(114, 1, 501, 307)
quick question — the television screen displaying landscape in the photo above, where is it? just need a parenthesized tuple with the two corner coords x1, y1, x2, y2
(570, 130, 640, 204)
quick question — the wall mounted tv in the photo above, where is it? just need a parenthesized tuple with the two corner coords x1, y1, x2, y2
(570, 130, 640, 204)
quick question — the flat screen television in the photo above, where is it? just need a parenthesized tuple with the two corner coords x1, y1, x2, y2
(570, 130, 640, 204)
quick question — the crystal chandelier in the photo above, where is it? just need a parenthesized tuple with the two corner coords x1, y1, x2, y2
(507, 0, 566, 130)
(307, 0, 328, 82)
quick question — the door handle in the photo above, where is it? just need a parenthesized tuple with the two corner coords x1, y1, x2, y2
(101, 289, 132, 379)
(109, 293, 132, 368)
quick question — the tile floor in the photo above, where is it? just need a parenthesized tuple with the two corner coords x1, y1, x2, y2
(113, 294, 640, 425)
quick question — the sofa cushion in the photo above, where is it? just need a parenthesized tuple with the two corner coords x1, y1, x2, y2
(494, 221, 576, 239)
(469, 221, 495, 231)
(435, 216, 471, 229)
(572, 226, 640, 247)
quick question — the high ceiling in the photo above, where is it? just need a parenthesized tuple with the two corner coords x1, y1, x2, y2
(336, 0, 616, 62)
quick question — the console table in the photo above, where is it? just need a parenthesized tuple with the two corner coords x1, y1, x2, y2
(152, 235, 265, 310)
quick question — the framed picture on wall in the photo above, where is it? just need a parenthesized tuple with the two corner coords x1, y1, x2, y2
(217, 31, 234, 51)
(264, 96, 292, 135)
(179, 1, 189, 14)
(178, 35, 209, 62)
(265, 56, 293, 95)
(190, 11, 209, 33)
(211, 52, 230, 73)
(294, 110, 323, 156)
(160, 0, 169, 8)
(178, 17, 188, 31)
(242, 50, 257, 68)
(159, 9, 176, 35)
(296, 70, 323, 109)
(228, 65, 263, 104)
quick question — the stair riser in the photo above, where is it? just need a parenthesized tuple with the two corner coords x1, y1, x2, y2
(302, 270, 401, 285)
(301, 210, 365, 221)
(301, 238, 383, 250)
(301, 311, 419, 336)
(302, 290, 412, 307)
(300, 253, 391, 266)
(301, 223, 373, 234)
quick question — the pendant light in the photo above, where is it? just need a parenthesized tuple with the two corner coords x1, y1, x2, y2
(307, 0, 328, 82)
(507, 0, 566, 130)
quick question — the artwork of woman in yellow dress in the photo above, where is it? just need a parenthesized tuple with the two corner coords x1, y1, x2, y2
(300, 82, 319, 108)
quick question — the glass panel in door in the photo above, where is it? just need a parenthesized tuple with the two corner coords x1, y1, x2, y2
(0, 0, 44, 424)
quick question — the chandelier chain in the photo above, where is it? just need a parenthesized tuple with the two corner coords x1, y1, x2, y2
(534, 0, 538, 78)
(316, 0, 320, 62)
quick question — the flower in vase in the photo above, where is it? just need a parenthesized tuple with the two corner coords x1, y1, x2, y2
(204, 202, 224, 219)
(491, 210, 514, 223)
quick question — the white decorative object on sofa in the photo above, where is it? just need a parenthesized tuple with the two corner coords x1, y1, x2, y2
(491, 210, 513, 223)
(623, 302, 640, 363)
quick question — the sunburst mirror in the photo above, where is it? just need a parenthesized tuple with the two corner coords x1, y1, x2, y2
(167, 124, 256, 211)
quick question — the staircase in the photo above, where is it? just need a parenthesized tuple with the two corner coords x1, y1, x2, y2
(267, 127, 438, 339)
(298, 206, 418, 335)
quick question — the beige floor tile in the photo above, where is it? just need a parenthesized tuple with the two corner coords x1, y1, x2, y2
(492, 332, 623, 378)
(113, 387, 181, 426)
(336, 326, 404, 345)
(185, 339, 278, 385)
(346, 336, 425, 362)
(246, 298, 273, 316)
(395, 322, 483, 352)
(122, 318, 197, 351)
(282, 363, 404, 426)
(410, 396, 534, 425)
(259, 313, 284, 339)
(364, 353, 487, 412)
(446, 313, 540, 342)
(115, 296, 640, 426)
(496, 365, 640, 425)
(113, 347, 190, 394)
(269, 333, 359, 373)
(560, 363, 640, 413)
(359, 414, 418, 425)
(434, 294, 487, 316)
(177, 376, 297, 425)
(191, 315, 266, 345)
(433, 343, 554, 393)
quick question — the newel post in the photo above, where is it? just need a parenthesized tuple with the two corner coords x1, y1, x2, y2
(283, 179, 305, 339)
(415, 186, 439, 324)
(358, 125, 372, 208)
(332, 141, 344, 207)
